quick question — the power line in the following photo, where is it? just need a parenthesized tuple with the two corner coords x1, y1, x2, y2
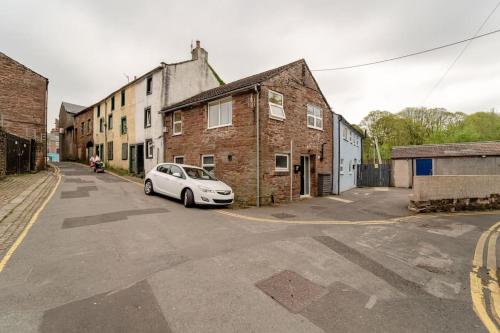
(311, 28, 500, 72)
(423, 1, 500, 103)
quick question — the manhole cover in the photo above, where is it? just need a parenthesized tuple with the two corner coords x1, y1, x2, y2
(271, 213, 296, 219)
(255, 270, 328, 313)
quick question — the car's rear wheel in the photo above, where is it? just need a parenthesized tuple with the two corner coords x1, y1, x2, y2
(183, 189, 194, 208)
(144, 180, 154, 195)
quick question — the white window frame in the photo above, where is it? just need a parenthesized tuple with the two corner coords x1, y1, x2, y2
(268, 90, 285, 120)
(348, 160, 353, 174)
(201, 154, 215, 173)
(342, 127, 348, 140)
(173, 111, 182, 135)
(340, 158, 344, 175)
(275, 154, 289, 172)
(146, 139, 154, 159)
(307, 104, 323, 130)
(208, 98, 232, 129)
(174, 155, 184, 164)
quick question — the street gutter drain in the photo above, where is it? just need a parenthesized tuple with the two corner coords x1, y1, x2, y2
(255, 270, 328, 313)
(271, 213, 297, 219)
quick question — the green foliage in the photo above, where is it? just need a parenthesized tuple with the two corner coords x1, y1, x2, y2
(360, 108, 500, 161)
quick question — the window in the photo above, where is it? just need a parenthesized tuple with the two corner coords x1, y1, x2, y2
(145, 139, 153, 159)
(340, 158, 344, 174)
(169, 165, 184, 178)
(173, 111, 182, 135)
(121, 117, 127, 135)
(348, 160, 352, 174)
(349, 131, 352, 143)
(107, 141, 113, 160)
(80, 122, 84, 136)
(201, 155, 215, 174)
(111, 96, 115, 110)
(99, 118, 104, 132)
(121, 89, 125, 106)
(87, 119, 91, 134)
(157, 164, 170, 174)
(174, 156, 184, 164)
(144, 107, 151, 128)
(307, 105, 323, 130)
(97, 105, 100, 117)
(275, 154, 289, 172)
(108, 114, 113, 129)
(342, 127, 348, 140)
(268, 90, 285, 120)
(122, 143, 128, 160)
(146, 76, 152, 95)
(208, 99, 232, 128)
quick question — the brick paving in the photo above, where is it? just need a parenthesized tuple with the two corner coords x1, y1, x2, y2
(0, 170, 58, 260)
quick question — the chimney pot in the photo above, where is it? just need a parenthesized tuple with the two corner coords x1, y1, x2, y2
(196, 40, 200, 48)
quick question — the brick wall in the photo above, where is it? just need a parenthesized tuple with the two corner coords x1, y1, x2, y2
(164, 61, 333, 206)
(74, 108, 94, 162)
(0, 52, 48, 171)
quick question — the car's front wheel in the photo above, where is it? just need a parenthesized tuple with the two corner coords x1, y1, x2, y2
(144, 180, 154, 195)
(183, 188, 194, 208)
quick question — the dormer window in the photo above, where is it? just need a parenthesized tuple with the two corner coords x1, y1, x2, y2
(268, 90, 285, 120)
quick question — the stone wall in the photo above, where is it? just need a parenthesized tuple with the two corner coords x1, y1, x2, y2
(0, 52, 48, 171)
(74, 108, 94, 163)
(410, 175, 500, 212)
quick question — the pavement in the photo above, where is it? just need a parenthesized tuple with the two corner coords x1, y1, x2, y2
(0, 161, 498, 333)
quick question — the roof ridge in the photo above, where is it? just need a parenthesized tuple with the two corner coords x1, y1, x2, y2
(393, 140, 500, 149)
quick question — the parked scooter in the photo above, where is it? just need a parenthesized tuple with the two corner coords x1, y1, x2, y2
(90, 160, 105, 173)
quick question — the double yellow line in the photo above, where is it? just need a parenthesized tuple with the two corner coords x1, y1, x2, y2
(470, 221, 500, 332)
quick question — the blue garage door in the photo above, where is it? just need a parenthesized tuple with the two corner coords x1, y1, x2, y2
(416, 159, 432, 176)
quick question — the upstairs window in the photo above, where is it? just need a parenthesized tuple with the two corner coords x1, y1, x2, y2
(111, 96, 115, 111)
(121, 117, 127, 135)
(80, 122, 84, 136)
(307, 105, 323, 130)
(146, 76, 153, 95)
(208, 99, 232, 129)
(268, 90, 285, 120)
(121, 89, 125, 106)
(87, 119, 91, 134)
(202, 155, 215, 174)
(144, 107, 151, 128)
(108, 114, 113, 129)
(173, 111, 182, 135)
(342, 127, 348, 140)
(97, 105, 100, 117)
(99, 118, 104, 132)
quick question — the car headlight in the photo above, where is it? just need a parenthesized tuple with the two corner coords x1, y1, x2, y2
(198, 185, 215, 193)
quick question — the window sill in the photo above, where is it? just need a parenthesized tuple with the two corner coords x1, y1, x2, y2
(207, 124, 232, 130)
(307, 126, 323, 131)
(172, 133, 182, 136)
(269, 115, 286, 121)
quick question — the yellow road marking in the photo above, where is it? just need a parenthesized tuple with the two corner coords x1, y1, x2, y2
(486, 229, 500, 325)
(0, 166, 62, 273)
(470, 221, 500, 333)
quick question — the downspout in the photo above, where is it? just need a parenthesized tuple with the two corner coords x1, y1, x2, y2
(337, 118, 341, 195)
(290, 139, 293, 201)
(254, 85, 260, 207)
(44, 80, 48, 170)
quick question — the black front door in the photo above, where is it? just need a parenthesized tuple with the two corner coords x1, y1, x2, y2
(129, 145, 136, 173)
(136, 143, 144, 174)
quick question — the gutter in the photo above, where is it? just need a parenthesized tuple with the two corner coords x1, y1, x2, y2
(159, 85, 258, 114)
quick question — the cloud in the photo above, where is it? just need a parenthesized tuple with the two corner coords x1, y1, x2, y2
(1, 0, 499, 127)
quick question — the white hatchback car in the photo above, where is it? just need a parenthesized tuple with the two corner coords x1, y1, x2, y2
(144, 163, 234, 207)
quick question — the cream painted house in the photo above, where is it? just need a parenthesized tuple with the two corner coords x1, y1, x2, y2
(92, 41, 221, 174)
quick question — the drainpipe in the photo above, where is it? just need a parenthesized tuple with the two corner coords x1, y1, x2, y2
(44, 80, 48, 170)
(254, 85, 260, 207)
(290, 139, 293, 201)
(337, 118, 341, 195)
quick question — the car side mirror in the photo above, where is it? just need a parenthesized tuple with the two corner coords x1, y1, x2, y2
(172, 172, 182, 178)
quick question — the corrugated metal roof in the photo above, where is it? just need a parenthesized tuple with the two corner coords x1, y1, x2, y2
(392, 141, 500, 159)
(62, 102, 86, 114)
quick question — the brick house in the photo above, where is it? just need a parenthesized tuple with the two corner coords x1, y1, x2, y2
(74, 107, 94, 162)
(0, 52, 48, 171)
(161, 59, 333, 206)
(58, 101, 86, 161)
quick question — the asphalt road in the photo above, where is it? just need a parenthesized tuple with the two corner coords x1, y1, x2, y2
(0, 162, 498, 333)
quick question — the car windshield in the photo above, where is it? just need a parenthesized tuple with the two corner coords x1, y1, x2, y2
(183, 167, 217, 180)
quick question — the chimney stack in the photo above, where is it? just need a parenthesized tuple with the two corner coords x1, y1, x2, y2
(191, 40, 208, 61)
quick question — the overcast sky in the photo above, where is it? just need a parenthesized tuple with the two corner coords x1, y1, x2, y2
(2, 0, 499, 129)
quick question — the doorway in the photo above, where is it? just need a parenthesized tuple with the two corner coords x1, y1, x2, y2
(300, 155, 311, 196)
(129, 145, 136, 173)
(136, 143, 145, 174)
(416, 159, 432, 176)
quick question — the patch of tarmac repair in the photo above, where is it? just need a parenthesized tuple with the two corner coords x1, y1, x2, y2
(40, 280, 172, 333)
(60, 186, 98, 199)
(64, 178, 95, 184)
(313, 236, 427, 297)
(62, 208, 169, 228)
